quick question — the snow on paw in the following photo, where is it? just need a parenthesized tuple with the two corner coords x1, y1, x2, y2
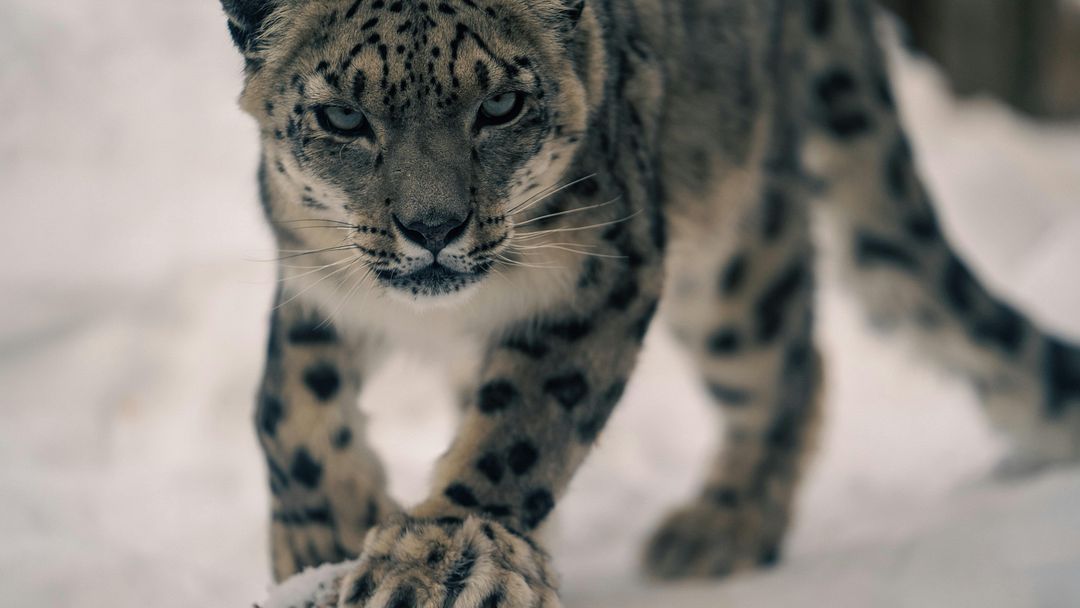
(643, 498, 785, 580)
(262, 560, 358, 608)
(339, 515, 560, 608)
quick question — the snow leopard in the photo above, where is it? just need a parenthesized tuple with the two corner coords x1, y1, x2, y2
(218, 0, 1080, 605)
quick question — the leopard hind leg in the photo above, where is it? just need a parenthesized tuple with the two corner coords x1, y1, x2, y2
(643, 161, 824, 579)
(800, 0, 1080, 474)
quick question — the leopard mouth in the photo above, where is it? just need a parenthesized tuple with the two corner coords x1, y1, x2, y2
(375, 263, 491, 297)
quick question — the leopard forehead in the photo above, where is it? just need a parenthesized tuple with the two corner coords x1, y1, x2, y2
(242, 0, 591, 132)
(242, 0, 595, 216)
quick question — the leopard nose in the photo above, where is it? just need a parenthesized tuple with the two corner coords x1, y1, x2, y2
(393, 213, 471, 254)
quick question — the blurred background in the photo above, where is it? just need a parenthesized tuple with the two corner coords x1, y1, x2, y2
(1, 1, 1079, 607)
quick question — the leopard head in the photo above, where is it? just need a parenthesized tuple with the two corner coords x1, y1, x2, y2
(222, 0, 606, 303)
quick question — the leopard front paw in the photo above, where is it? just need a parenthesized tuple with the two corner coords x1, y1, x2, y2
(643, 496, 787, 580)
(339, 516, 561, 608)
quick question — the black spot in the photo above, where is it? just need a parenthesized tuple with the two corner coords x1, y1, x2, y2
(578, 257, 603, 289)
(522, 489, 555, 530)
(815, 68, 856, 105)
(478, 380, 519, 413)
(1045, 338, 1080, 417)
(304, 504, 333, 526)
(290, 448, 323, 489)
(344, 0, 363, 19)
(942, 256, 976, 313)
(480, 590, 504, 608)
(571, 176, 600, 197)
(503, 337, 549, 359)
(762, 189, 787, 240)
(545, 317, 594, 341)
(544, 372, 589, 410)
(607, 276, 640, 311)
(719, 254, 748, 295)
(332, 426, 353, 450)
(759, 545, 782, 567)
(707, 328, 741, 356)
(808, 0, 833, 37)
(814, 67, 873, 139)
(353, 71, 367, 99)
(576, 381, 626, 443)
(576, 416, 605, 444)
(766, 407, 802, 450)
(906, 213, 939, 242)
(481, 504, 512, 518)
(973, 304, 1025, 354)
(476, 453, 505, 484)
(855, 232, 919, 271)
(602, 380, 628, 407)
(266, 455, 289, 495)
(388, 585, 417, 608)
(265, 306, 283, 360)
(303, 363, 342, 402)
(827, 111, 872, 138)
(445, 483, 479, 507)
(756, 263, 807, 342)
(886, 136, 913, 201)
(707, 382, 752, 406)
(875, 73, 896, 109)
(423, 547, 444, 570)
(345, 572, 375, 605)
(258, 395, 285, 437)
(508, 442, 539, 475)
(708, 487, 740, 508)
(288, 320, 337, 345)
(442, 547, 476, 607)
(633, 299, 659, 343)
(364, 498, 380, 528)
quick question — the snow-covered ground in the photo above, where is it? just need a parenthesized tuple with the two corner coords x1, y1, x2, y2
(2, 2, 1080, 607)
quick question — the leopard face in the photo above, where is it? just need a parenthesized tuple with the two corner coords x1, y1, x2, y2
(233, 0, 602, 302)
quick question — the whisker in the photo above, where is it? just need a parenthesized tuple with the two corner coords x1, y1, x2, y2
(511, 197, 621, 228)
(507, 240, 599, 250)
(278, 225, 359, 232)
(274, 256, 363, 311)
(276, 255, 361, 283)
(506, 173, 597, 216)
(267, 245, 357, 262)
(488, 265, 516, 290)
(508, 244, 627, 259)
(322, 261, 375, 328)
(272, 218, 357, 227)
(514, 210, 643, 238)
(493, 253, 560, 270)
(262, 232, 358, 262)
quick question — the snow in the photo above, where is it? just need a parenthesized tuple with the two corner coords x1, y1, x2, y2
(2, 2, 1080, 607)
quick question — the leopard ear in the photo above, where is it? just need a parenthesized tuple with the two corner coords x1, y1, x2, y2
(558, 0, 586, 30)
(561, 0, 586, 24)
(537, 0, 585, 33)
(220, 0, 282, 56)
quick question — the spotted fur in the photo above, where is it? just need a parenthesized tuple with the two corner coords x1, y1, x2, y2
(220, 0, 1080, 603)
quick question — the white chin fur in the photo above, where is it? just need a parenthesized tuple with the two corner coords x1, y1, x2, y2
(384, 280, 483, 311)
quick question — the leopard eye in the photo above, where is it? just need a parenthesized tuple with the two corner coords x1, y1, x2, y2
(316, 105, 371, 137)
(477, 92, 526, 128)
